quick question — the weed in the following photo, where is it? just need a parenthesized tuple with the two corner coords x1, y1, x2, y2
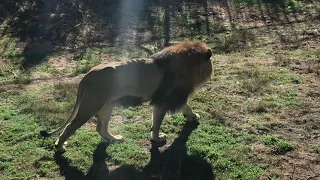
(0, 57, 27, 84)
(311, 146, 320, 153)
(286, 0, 304, 13)
(53, 82, 78, 102)
(74, 48, 102, 75)
(262, 135, 295, 154)
(248, 100, 269, 114)
(237, 66, 270, 95)
(13, 73, 31, 84)
(0, 35, 19, 59)
(212, 29, 256, 53)
(274, 54, 292, 67)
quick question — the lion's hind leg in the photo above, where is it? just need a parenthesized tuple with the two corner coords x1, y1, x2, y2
(96, 103, 124, 142)
(55, 91, 106, 153)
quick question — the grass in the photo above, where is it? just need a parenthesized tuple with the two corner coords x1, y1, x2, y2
(237, 66, 270, 95)
(0, 88, 263, 179)
(74, 48, 103, 75)
(0, 35, 19, 59)
(211, 29, 257, 53)
(233, 0, 314, 12)
(187, 125, 262, 179)
(261, 135, 296, 154)
(311, 146, 320, 153)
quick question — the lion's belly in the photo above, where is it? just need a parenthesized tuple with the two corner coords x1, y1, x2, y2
(108, 63, 164, 102)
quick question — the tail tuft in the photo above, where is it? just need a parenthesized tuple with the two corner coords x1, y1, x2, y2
(40, 130, 50, 138)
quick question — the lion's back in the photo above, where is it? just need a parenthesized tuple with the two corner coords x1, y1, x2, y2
(83, 59, 164, 104)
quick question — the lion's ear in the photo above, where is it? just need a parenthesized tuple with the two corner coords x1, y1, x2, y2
(205, 48, 212, 59)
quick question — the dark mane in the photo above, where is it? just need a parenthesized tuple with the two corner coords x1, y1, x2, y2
(150, 41, 212, 112)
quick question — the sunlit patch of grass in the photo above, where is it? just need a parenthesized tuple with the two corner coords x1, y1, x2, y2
(259, 89, 299, 110)
(0, 107, 59, 179)
(266, 69, 303, 85)
(187, 123, 262, 180)
(115, 108, 141, 119)
(16, 83, 78, 129)
(0, 59, 31, 85)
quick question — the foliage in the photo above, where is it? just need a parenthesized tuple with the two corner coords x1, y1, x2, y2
(262, 135, 296, 154)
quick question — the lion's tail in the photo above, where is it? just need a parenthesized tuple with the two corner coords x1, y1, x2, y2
(40, 81, 84, 138)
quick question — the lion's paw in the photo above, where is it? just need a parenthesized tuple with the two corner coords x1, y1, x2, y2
(54, 139, 68, 153)
(54, 144, 67, 153)
(102, 134, 125, 142)
(55, 139, 68, 146)
(150, 132, 167, 142)
(112, 135, 125, 142)
(185, 113, 200, 122)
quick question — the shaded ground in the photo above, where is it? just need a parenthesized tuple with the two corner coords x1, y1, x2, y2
(53, 122, 214, 180)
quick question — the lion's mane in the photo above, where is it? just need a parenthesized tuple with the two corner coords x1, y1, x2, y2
(150, 41, 213, 112)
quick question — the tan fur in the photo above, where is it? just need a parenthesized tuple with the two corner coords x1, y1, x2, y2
(40, 40, 213, 153)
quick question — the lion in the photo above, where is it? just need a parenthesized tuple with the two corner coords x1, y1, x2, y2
(40, 40, 213, 153)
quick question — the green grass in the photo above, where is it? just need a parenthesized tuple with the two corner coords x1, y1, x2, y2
(211, 29, 256, 53)
(259, 89, 299, 109)
(0, 107, 57, 178)
(311, 146, 320, 153)
(0, 35, 20, 59)
(237, 66, 270, 95)
(233, 0, 313, 12)
(0, 81, 264, 179)
(187, 125, 262, 180)
(74, 48, 103, 75)
(261, 135, 296, 154)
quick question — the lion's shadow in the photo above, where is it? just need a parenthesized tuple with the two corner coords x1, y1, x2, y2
(54, 122, 215, 180)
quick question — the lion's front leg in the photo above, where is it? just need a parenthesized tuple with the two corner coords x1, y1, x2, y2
(180, 103, 200, 122)
(97, 103, 124, 142)
(150, 105, 167, 143)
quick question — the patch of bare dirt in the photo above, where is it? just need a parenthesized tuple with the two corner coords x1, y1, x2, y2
(252, 142, 320, 180)
(258, 149, 320, 180)
(23, 75, 82, 92)
(0, 84, 22, 93)
(290, 59, 320, 77)
(48, 56, 76, 71)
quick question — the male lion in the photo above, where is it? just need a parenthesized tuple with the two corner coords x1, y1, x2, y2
(40, 41, 213, 153)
